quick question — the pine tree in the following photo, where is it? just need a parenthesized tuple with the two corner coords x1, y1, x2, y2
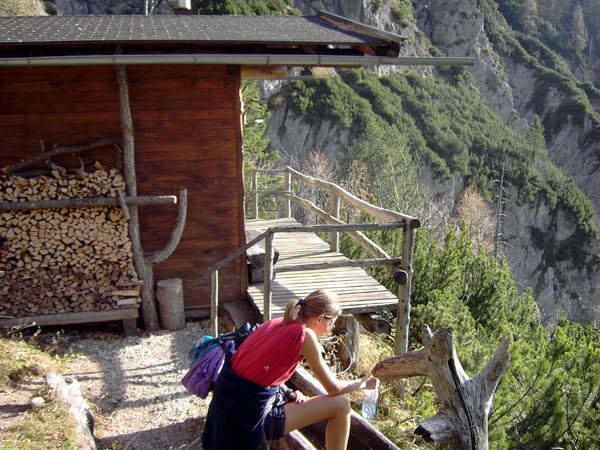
(571, 2, 589, 55)
(527, 114, 548, 163)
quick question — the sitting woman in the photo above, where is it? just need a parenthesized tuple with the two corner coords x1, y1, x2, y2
(202, 289, 375, 450)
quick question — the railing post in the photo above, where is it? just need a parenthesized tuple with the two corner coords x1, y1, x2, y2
(210, 270, 219, 337)
(252, 169, 259, 220)
(263, 232, 274, 321)
(395, 227, 415, 356)
(284, 169, 292, 219)
(329, 193, 340, 252)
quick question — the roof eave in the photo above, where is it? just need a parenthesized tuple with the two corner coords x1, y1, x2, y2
(0, 53, 476, 68)
(318, 10, 407, 45)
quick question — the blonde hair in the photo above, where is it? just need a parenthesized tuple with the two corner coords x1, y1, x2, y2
(281, 289, 340, 325)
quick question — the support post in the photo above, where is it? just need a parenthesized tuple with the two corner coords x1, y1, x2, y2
(116, 64, 159, 332)
(332, 314, 359, 371)
(253, 170, 259, 220)
(328, 193, 340, 252)
(263, 232, 275, 321)
(211, 271, 219, 336)
(284, 169, 292, 219)
(395, 227, 415, 355)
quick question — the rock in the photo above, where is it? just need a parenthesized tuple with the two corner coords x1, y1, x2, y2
(46, 373, 96, 450)
(30, 396, 45, 408)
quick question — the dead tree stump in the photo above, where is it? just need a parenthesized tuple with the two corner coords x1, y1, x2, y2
(372, 327, 510, 450)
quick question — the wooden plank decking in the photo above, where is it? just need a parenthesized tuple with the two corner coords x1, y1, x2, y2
(245, 218, 398, 318)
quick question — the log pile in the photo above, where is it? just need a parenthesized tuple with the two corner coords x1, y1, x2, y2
(0, 164, 141, 317)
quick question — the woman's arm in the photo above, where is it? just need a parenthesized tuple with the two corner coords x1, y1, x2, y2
(301, 327, 373, 395)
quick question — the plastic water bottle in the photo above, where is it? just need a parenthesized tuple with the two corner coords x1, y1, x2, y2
(361, 378, 379, 420)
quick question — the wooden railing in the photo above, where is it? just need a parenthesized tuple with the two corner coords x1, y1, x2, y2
(204, 166, 419, 356)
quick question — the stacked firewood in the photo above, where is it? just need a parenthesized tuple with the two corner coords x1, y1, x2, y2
(0, 165, 141, 317)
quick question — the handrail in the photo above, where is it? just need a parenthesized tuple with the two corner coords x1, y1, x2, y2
(201, 221, 404, 279)
(274, 257, 402, 273)
(227, 166, 417, 355)
(268, 222, 405, 233)
(285, 166, 421, 228)
(200, 228, 272, 279)
(283, 192, 390, 259)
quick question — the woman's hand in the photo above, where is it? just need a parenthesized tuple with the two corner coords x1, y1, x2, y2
(337, 376, 379, 395)
(289, 390, 307, 403)
(360, 376, 379, 390)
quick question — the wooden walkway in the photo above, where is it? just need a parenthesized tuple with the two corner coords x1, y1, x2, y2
(245, 218, 398, 318)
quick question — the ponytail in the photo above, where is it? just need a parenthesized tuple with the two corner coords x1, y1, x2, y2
(282, 298, 303, 324)
(281, 289, 340, 325)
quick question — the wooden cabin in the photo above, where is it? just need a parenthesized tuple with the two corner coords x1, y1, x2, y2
(0, 13, 470, 332)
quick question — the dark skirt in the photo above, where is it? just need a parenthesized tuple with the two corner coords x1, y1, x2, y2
(202, 364, 278, 450)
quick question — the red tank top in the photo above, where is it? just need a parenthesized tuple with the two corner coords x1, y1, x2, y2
(231, 318, 305, 387)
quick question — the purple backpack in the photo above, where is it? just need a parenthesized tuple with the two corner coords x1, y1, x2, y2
(181, 339, 235, 398)
(182, 323, 258, 398)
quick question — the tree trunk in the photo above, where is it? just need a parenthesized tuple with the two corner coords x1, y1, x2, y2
(372, 327, 510, 450)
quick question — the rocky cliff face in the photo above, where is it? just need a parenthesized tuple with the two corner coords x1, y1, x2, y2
(44, 0, 171, 15)
(264, 0, 600, 325)
(415, 0, 600, 324)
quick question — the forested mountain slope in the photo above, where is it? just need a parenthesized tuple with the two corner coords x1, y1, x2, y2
(262, 0, 600, 326)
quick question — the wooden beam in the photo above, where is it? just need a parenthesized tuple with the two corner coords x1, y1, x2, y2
(263, 233, 275, 321)
(0, 194, 177, 212)
(210, 271, 219, 336)
(328, 193, 340, 252)
(269, 221, 404, 234)
(286, 166, 419, 227)
(116, 64, 159, 332)
(283, 193, 391, 260)
(241, 66, 287, 79)
(269, 430, 318, 450)
(273, 257, 402, 274)
(395, 227, 414, 356)
(146, 188, 188, 265)
(117, 189, 130, 219)
(0, 308, 138, 328)
(201, 228, 272, 279)
(2, 137, 121, 175)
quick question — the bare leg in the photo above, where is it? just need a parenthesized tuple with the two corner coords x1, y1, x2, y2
(283, 395, 351, 450)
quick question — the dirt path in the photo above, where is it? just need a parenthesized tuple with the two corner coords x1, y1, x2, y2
(64, 321, 211, 450)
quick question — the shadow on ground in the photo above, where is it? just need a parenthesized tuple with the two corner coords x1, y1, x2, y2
(96, 417, 205, 450)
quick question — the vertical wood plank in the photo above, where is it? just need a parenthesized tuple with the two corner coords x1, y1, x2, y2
(329, 194, 340, 252)
(284, 170, 292, 219)
(395, 227, 415, 356)
(211, 270, 219, 336)
(253, 170, 259, 220)
(263, 233, 274, 321)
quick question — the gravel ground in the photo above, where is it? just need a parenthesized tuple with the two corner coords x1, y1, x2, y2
(65, 321, 211, 450)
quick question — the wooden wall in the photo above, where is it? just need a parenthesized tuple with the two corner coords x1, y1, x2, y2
(0, 64, 246, 310)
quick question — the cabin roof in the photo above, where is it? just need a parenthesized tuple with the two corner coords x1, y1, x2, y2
(0, 15, 392, 46)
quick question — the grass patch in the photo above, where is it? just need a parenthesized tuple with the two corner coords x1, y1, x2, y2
(1, 397, 79, 450)
(350, 331, 436, 448)
(0, 336, 79, 450)
(0, 336, 63, 388)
